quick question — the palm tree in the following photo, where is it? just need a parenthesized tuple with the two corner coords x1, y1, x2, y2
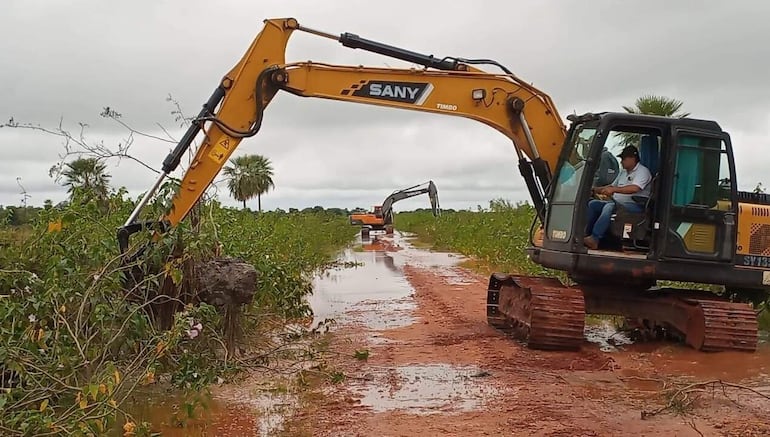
(619, 94, 690, 147)
(61, 157, 111, 203)
(252, 155, 275, 213)
(622, 95, 690, 118)
(223, 154, 275, 211)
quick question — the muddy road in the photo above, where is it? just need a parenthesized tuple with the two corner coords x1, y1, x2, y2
(137, 232, 770, 436)
(291, 232, 770, 436)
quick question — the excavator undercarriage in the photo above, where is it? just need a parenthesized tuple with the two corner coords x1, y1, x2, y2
(487, 275, 759, 352)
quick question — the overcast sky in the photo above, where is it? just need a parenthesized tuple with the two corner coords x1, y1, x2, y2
(2, 0, 770, 213)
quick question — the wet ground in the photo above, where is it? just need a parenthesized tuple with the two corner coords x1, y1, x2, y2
(293, 232, 770, 436)
(129, 231, 770, 436)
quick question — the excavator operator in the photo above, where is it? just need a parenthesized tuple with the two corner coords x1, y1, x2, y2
(583, 145, 652, 250)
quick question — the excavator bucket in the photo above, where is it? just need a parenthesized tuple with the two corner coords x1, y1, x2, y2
(428, 180, 440, 217)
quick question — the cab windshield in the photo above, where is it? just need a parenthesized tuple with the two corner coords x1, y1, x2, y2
(553, 125, 595, 202)
(546, 124, 596, 242)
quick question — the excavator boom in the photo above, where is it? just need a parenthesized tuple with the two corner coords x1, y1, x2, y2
(120, 17, 566, 244)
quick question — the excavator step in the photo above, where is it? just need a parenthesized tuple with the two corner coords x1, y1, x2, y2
(487, 274, 585, 350)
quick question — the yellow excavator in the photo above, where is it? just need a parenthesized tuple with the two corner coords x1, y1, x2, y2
(119, 17, 769, 352)
(349, 180, 439, 237)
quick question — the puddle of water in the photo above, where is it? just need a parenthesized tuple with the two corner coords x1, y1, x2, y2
(308, 232, 478, 332)
(354, 364, 497, 415)
(119, 387, 296, 437)
(584, 321, 770, 384)
(346, 297, 416, 330)
(390, 233, 476, 285)
(584, 320, 634, 352)
(308, 236, 415, 330)
(640, 343, 770, 383)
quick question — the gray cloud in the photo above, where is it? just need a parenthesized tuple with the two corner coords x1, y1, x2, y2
(2, 0, 770, 212)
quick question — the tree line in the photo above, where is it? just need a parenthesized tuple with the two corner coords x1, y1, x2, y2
(5, 94, 765, 222)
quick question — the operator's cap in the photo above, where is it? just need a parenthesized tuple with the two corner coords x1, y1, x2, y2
(617, 145, 640, 159)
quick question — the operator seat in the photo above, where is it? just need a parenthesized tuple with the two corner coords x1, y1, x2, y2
(609, 135, 660, 249)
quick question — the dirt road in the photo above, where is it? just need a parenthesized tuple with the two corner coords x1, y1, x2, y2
(288, 232, 770, 436)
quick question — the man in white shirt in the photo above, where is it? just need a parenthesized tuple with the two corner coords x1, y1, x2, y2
(584, 145, 652, 250)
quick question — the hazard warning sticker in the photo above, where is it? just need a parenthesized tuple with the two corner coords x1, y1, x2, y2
(208, 144, 228, 164)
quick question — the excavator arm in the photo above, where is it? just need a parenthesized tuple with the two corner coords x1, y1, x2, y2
(119, 17, 567, 252)
(380, 180, 440, 224)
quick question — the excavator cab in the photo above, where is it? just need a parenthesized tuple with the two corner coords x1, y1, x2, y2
(499, 112, 760, 352)
(539, 112, 741, 274)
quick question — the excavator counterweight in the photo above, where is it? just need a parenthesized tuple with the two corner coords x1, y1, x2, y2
(120, 17, 767, 353)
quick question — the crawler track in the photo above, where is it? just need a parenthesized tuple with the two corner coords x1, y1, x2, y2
(683, 296, 758, 352)
(487, 276, 759, 352)
(487, 274, 585, 350)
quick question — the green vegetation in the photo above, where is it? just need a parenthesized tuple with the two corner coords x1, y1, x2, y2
(619, 94, 689, 147)
(0, 190, 355, 435)
(60, 157, 112, 204)
(212, 204, 356, 318)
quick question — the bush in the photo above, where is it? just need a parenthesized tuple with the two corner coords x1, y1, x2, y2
(0, 191, 354, 434)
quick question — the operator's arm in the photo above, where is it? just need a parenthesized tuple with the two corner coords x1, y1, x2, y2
(602, 184, 641, 195)
(592, 183, 617, 194)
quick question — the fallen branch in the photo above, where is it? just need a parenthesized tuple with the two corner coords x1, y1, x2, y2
(641, 379, 770, 419)
(688, 418, 705, 437)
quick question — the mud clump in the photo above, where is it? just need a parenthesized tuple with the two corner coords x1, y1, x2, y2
(194, 257, 258, 355)
(194, 257, 259, 308)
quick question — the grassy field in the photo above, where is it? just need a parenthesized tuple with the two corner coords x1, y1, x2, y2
(0, 194, 355, 435)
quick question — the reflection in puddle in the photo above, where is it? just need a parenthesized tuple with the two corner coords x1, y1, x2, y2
(216, 390, 297, 437)
(308, 235, 416, 331)
(308, 256, 412, 327)
(346, 297, 416, 330)
(390, 234, 475, 285)
(308, 232, 475, 332)
(119, 389, 260, 436)
(354, 364, 497, 415)
(121, 382, 297, 436)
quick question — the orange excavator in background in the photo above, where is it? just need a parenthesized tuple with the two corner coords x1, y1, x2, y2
(349, 180, 439, 237)
(119, 17, 769, 353)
